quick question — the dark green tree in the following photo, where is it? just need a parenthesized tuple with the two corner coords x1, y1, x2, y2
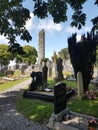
(68, 33, 97, 92)
(0, 0, 32, 53)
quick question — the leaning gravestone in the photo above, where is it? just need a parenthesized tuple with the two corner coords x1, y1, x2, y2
(77, 71, 84, 100)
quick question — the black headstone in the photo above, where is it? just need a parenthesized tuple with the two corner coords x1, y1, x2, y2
(54, 82, 66, 114)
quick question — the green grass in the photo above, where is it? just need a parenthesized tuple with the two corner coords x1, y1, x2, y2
(48, 79, 94, 89)
(16, 91, 98, 123)
(0, 73, 5, 77)
(16, 92, 53, 122)
(16, 79, 98, 123)
(68, 98, 98, 117)
(0, 77, 30, 92)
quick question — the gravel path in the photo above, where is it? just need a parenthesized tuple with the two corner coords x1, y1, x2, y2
(0, 79, 52, 130)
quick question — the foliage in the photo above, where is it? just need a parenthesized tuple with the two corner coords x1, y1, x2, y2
(58, 48, 69, 60)
(0, 0, 98, 51)
(16, 45, 38, 64)
(0, 44, 13, 65)
(68, 33, 97, 92)
(0, 0, 32, 53)
(41, 58, 49, 64)
(96, 47, 98, 64)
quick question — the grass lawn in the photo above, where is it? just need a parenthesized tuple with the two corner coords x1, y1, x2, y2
(16, 92, 54, 123)
(16, 79, 98, 123)
(0, 70, 30, 92)
(0, 77, 30, 92)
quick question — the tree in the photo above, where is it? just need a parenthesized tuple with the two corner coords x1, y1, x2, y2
(0, 44, 13, 65)
(58, 48, 69, 60)
(22, 45, 37, 65)
(68, 33, 97, 92)
(0, 0, 98, 51)
(0, 1, 32, 52)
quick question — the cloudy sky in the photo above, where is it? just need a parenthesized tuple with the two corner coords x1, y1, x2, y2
(0, 0, 98, 59)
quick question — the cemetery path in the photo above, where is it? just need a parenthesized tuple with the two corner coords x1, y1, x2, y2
(0, 79, 52, 130)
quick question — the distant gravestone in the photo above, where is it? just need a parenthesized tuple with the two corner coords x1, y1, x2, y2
(52, 64, 57, 78)
(54, 58, 64, 81)
(42, 62, 48, 89)
(54, 82, 66, 114)
(77, 71, 84, 100)
(48, 67, 52, 78)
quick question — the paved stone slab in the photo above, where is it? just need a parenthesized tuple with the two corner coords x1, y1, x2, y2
(54, 122, 79, 130)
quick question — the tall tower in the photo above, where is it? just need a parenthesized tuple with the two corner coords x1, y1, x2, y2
(38, 29, 45, 64)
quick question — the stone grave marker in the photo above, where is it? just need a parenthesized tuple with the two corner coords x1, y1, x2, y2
(77, 71, 84, 100)
(54, 82, 66, 114)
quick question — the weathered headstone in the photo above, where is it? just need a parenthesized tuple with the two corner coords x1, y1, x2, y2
(77, 71, 84, 100)
(47, 60, 52, 78)
(42, 62, 48, 89)
(54, 58, 64, 81)
(48, 67, 52, 78)
(52, 64, 57, 78)
(38, 29, 45, 65)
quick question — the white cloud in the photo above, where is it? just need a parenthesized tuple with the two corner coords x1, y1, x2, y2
(25, 13, 63, 33)
(0, 35, 8, 44)
(25, 13, 34, 30)
(76, 35, 81, 42)
(84, 27, 91, 32)
(36, 19, 63, 32)
(65, 26, 92, 34)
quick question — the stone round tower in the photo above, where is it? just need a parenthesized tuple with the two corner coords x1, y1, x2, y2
(38, 29, 45, 65)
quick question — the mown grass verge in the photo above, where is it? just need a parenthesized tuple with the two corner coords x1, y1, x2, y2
(16, 91, 53, 123)
(0, 77, 30, 92)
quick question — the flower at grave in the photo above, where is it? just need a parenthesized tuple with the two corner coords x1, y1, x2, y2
(85, 90, 96, 100)
(87, 117, 97, 128)
(66, 86, 72, 92)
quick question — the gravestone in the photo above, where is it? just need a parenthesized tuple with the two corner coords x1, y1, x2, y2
(77, 71, 84, 100)
(29, 71, 42, 91)
(52, 64, 57, 78)
(48, 67, 52, 78)
(54, 82, 66, 114)
(47, 82, 69, 129)
(42, 62, 48, 89)
(54, 58, 64, 81)
(47, 60, 52, 78)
